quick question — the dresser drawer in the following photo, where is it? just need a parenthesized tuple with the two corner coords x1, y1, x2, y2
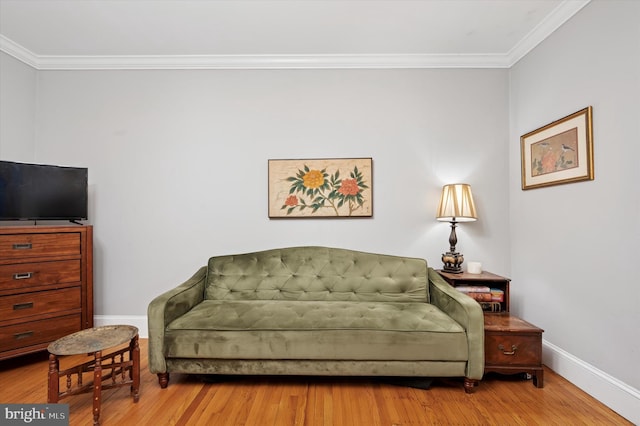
(0, 287, 81, 323)
(0, 260, 81, 291)
(485, 332, 542, 366)
(0, 315, 82, 352)
(0, 233, 80, 260)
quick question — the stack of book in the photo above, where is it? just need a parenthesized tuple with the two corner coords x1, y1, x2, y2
(454, 286, 505, 312)
(455, 286, 492, 302)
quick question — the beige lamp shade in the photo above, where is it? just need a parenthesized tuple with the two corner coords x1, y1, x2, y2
(436, 184, 477, 222)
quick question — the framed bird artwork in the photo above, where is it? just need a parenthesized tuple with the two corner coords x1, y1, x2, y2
(520, 106, 594, 190)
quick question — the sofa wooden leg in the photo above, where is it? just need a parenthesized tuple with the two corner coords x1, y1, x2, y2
(464, 377, 478, 393)
(158, 373, 170, 389)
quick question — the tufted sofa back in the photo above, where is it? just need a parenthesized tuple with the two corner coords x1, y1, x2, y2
(205, 246, 429, 302)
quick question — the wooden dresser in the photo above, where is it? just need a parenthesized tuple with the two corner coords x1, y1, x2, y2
(0, 225, 93, 361)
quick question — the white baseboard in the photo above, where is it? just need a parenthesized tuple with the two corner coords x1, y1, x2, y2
(543, 340, 639, 425)
(93, 315, 148, 338)
(92, 316, 638, 424)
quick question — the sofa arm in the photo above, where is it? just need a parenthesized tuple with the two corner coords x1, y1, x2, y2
(428, 268, 484, 380)
(147, 266, 207, 374)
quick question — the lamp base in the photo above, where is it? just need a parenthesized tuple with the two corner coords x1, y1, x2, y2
(442, 251, 464, 274)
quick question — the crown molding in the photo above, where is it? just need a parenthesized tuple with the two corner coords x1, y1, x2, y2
(1, 0, 590, 71)
(0, 34, 511, 69)
(0, 35, 39, 69)
(507, 0, 591, 66)
(2, 47, 510, 70)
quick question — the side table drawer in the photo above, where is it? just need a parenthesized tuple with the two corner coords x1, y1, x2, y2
(0, 260, 81, 291)
(485, 332, 542, 366)
(0, 287, 81, 323)
(0, 315, 82, 352)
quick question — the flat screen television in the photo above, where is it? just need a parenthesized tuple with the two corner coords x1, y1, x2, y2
(0, 161, 88, 222)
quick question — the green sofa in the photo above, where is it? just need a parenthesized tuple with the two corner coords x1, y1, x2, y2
(147, 247, 484, 393)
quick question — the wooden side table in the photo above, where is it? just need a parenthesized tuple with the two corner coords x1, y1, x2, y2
(484, 314, 544, 388)
(436, 270, 544, 387)
(47, 325, 140, 425)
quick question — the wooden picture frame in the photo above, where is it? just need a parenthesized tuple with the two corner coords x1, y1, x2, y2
(520, 106, 594, 190)
(268, 158, 372, 218)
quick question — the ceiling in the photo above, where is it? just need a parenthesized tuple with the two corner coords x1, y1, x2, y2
(0, 0, 590, 70)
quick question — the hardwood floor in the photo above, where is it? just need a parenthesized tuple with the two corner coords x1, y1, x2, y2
(0, 339, 630, 425)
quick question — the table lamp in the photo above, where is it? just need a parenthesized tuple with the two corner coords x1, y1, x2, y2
(436, 183, 477, 273)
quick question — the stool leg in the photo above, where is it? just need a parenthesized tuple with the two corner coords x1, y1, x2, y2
(93, 351, 102, 426)
(48, 354, 59, 403)
(130, 334, 140, 402)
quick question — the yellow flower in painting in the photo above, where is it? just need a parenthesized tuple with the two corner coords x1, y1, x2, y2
(302, 170, 324, 189)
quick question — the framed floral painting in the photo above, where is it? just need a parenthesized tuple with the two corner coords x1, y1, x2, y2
(268, 158, 372, 218)
(521, 106, 594, 190)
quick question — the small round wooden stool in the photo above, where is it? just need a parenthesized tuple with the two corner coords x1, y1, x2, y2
(47, 325, 140, 425)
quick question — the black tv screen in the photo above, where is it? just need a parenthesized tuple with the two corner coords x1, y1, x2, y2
(0, 161, 88, 221)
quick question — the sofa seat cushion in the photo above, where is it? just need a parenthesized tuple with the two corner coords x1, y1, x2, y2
(164, 300, 468, 361)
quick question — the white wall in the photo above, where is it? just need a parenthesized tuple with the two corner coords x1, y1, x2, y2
(509, 0, 640, 420)
(0, 52, 37, 160)
(31, 68, 510, 317)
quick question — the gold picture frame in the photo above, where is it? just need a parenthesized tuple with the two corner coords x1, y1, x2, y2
(521, 106, 594, 190)
(268, 158, 372, 218)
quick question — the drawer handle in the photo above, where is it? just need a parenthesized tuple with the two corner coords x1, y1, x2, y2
(13, 302, 34, 310)
(12, 243, 32, 250)
(13, 272, 33, 280)
(14, 331, 34, 340)
(498, 344, 518, 356)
